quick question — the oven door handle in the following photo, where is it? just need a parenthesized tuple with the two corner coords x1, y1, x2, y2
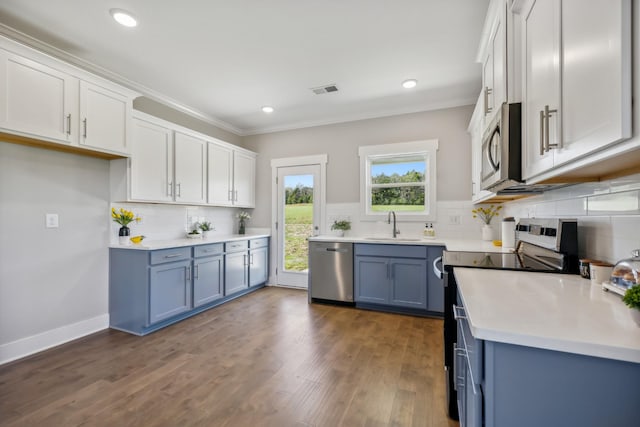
(433, 256, 443, 279)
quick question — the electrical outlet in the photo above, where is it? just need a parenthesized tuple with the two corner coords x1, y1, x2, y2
(449, 214, 461, 225)
(46, 213, 59, 228)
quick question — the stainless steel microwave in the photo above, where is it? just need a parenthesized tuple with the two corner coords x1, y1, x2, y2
(481, 102, 522, 192)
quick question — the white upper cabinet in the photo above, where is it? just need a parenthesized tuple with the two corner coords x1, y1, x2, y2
(174, 131, 207, 204)
(114, 112, 257, 207)
(207, 143, 233, 207)
(233, 150, 256, 208)
(130, 118, 173, 202)
(519, 0, 631, 181)
(0, 37, 137, 156)
(207, 142, 256, 208)
(522, 0, 560, 179)
(480, 0, 507, 120)
(0, 50, 77, 144)
(79, 80, 131, 155)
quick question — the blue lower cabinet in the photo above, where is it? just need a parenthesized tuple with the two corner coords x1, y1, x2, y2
(249, 246, 268, 287)
(455, 297, 640, 427)
(109, 238, 268, 336)
(355, 256, 389, 304)
(193, 255, 223, 307)
(389, 258, 427, 309)
(354, 244, 431, 312)
(149, 260, 193, 324)
(225, 250, 248, 295)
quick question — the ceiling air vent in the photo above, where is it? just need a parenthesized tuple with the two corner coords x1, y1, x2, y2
(311, 84, 339, 95)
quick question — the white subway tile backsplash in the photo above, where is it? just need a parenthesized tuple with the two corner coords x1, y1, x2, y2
(503, 176, 640, 263)
(587, 190, 640, 216)
(109, 203, 242, 244)
(555, 198, 587, 216)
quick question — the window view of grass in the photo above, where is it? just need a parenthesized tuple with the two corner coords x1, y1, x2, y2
(284, 179, 313, 272)
(370, 159, 426, 212)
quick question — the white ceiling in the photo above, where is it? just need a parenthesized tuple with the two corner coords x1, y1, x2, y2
(0, 0, 490, 135)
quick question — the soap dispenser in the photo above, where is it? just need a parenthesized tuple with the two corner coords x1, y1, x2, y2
(424, 223, 435, 238)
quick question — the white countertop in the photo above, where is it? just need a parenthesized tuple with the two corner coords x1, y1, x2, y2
(308, 235, 513, 253)
(110, 233, 270, 250)
(454, 267, 640, 363)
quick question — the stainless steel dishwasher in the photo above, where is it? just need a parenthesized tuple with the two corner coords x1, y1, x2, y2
(308, 241, 354, 303)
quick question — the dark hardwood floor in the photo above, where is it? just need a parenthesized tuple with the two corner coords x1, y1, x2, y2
(0, 287, 458, 427)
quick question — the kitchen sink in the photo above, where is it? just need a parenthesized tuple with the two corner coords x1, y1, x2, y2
(363, 237, 422, 242)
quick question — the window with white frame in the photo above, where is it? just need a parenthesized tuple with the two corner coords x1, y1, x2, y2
(359, 140, 438, 221)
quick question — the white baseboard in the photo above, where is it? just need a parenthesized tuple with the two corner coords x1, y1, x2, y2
(0, 314, 109, 365)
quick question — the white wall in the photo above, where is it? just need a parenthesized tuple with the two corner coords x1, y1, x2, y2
(0, 142, 110, 364)
(243, 105, 475, 229)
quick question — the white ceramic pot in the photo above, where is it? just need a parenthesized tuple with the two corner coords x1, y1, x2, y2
(202, 230, 212, 239)
(482, 224, 494, 241)
(333, 229, 345, 237)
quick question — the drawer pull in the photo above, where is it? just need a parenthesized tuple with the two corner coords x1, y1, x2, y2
(164, 254, 182, 259)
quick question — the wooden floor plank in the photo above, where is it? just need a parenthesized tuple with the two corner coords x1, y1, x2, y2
(0, 287, 458, 427)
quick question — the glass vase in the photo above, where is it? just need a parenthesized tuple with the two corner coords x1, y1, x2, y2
(119, 226, 130, 245)
(238, 220, 245, 235)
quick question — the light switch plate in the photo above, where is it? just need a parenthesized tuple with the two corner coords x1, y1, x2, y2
(46, 213, 59, 228)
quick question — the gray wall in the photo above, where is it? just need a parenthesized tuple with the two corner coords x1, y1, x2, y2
(133, 97, 242, 146)
(0, 142, 109, 355)
(242, 105, 474, 227)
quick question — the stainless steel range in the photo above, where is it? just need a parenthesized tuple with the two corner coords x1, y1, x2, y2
(442, 218, 579, 419)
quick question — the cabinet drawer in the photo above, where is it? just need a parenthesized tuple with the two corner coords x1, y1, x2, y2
(225, 240, 248, 253)
(355, 243, 426, 259)
(249, 238, 269, 249)
(150, 247, 191, 265)
(194, 243, 224, 258)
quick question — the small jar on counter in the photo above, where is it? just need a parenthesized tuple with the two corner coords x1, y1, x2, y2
(579, 259, 595, 279)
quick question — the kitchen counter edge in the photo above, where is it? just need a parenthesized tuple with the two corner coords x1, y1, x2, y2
(110, 233, 270, 251)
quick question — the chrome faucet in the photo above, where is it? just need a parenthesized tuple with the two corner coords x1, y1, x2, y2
(387, 211, 400, 238)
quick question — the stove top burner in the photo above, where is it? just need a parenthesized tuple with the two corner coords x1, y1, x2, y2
(442, 250, 563, 272)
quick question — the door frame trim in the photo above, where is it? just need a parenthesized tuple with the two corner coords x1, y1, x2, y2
(270, 154, 327, 286)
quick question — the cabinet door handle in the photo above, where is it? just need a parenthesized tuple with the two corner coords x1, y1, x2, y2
(433, 256, 443, 279)
(484, 86, 493, 115)
(186, 266, 191, 281)
(82, 118, 87, 138)
(194, 265, 199, 279)
(167, 182, 173, 197)
(176, 183, 181, 198)
(544, 104, 559, 152)
(539, 110, 545, 155)
(234, 190, 238, 202)
(66, 114, 71, 135)
(243, 254, 247, 266)
(228, 190, 233, 201)
(453, 343, 460, 391)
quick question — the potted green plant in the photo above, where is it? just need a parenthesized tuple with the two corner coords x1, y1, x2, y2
(187, 227, 202, 239)
(198, 221, 214, 238)
(623, 285, 640, 326)
(331, 220, 351, 237)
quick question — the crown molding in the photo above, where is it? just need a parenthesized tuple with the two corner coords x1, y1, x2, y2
(240, 97, 477, 136)
(0, 24, 243, 136)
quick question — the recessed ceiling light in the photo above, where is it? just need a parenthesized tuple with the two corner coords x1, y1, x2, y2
(262, 106, 274, 114)
(402, 79, 418, 89)
(110, 9, 137, 27)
